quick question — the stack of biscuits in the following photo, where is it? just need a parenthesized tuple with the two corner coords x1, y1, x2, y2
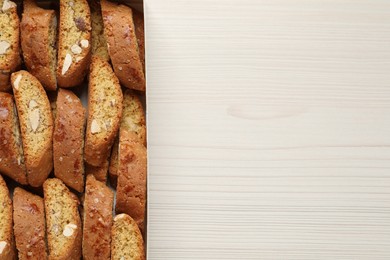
(0, 0, 146, 259)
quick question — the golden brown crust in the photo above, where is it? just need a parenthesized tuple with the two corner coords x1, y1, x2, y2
(101, 0, 145, 91)
(11, 70, 53, 187)
(82, 175, 113, 260)
(57, 0, 92, 88)
(109, 90, 146, 185)
(43, 178, 82, 260)
(111, 214, 145, 260)
(0, 93, 27, 185)
(0, 0, 21, 92)
(0, 174, 16, 260)
(115, 129, 146, 233)
(84, 56, 123, 167)
(21, 0, 57, 91)
(13, 187, 47, 260)
(53, 89, 86, 192)
(85, 160, 108, 182)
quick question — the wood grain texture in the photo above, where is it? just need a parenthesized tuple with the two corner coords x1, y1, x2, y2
(145, 0, 390, 259)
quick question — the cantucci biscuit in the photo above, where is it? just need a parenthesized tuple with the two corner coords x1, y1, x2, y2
(109, 89, 145, 186)
(0, 0, 21, 91)
(11, 70, 53, 187)
(0, 92, 27, 185)
(13, 187, 47, 260)
(21, 0, 57, 91)
(82, 174, 113, 260)
(101, 0, 145, 91)
(53, 88, 86, 192)
(84, 56, 123, 167)
(111, 214, 145, 260)
(115, 129, 146, 233)
(57, 0, 91, 87)
(44, 178, 82, 260)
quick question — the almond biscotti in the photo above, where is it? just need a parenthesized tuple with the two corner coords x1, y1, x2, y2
(90, 0, 109, 61)
(111, 214, 145, 260)
(13, 187, 47, 260)
(53, 88, 86, 192)
(119, 90, 146, 145)
(101, 0, 145, 91)
(0, 93, 27, 185)
(57, 0, 91, 88)
(11, 70, 53, 187)
(116, 129, 147, 233)
(84, 56, 123, 167)
(21, 0, 57, 91)
(82, 174, 113, 260)
(0, 174, 16, 260)
(43, 178, 82, 260)
(109, 89, 146, 185)
(0, 0, 21, 92)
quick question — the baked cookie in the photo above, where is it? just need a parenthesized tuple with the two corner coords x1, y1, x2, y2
(82, 174, 113, 260)
(0, 0, 21, 92)
(43, 178, 82, 260)
(53, 88, 86, 192)
(85, 159, 109, 183)
(84, 56, 123, 167)
(11, 70, 53, 187)
(109, 89, 146, 185)
(115, 129, 147, 232)
(90, 0, 109, 61)
(0, 92, 27, 185)
(111, 214, 145, 260)
(21, 0, 57, 91)
(57, 0, 91, 87)
(0, 174, 16, 260)
(101, 0, 145, 91)
(13, 187, 47, 260)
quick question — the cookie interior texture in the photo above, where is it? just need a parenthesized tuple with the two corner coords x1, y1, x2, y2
(112, 214, 145, 260)
(0, 0, 18, 68)
(44, 178, 81, 259)
(12, 71, 52, 161)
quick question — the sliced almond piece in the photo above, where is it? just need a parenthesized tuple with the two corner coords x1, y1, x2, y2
(63, 223, 77, 237)
(80, 39, 89, 48)
(29, 100, 38, 109)
(71, 44, 82, 55)
(0, 241, 7, 254)
(91, 119, 101, 134)
(61, 54, 72, 75)
(2, 0, 16, 12)
(0, 41, 10, 55)
(13, 74, 22, 90)
(29, 109, 40, 132)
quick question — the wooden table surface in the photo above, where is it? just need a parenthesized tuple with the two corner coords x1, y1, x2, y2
(145, 0, 390, 259)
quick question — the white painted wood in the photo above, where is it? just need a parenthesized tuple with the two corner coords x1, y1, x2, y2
(145, 0, 390, 259)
